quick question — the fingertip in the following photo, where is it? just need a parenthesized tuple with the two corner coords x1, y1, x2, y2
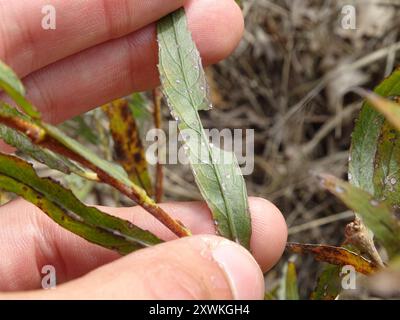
(186, 0, 245, 64)
(248, 197, 288, 272)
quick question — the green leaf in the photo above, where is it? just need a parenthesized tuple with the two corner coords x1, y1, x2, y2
(281, 261, 300, 300)
(349, 69, 400, 207)
(157, 9, 251, 248)
(43, 123, 141, 188)
(102, 98, 153, 196)
(0, 103, 97, 180)
(319, 174, 400, 257)
(0, 60, 41, 119)
(0, 153, 162, 254)
(311, 264, 342, 300)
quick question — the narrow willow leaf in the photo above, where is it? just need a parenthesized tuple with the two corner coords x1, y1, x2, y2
(319, 174, 400, 257)
(157, 9, 251, 248)
(349, 69, 400, 208)
(0, 103, 97, 180)
(43, 123, 141, 188)
(281, 261, 300, 300)
(0, 153, 162, 254)
(311, 264, 342, 300)
(0, 124, 91, 178)
(102, 98, 153, 196)
(287, 242, 378, 275)
(0, 60, 41, 119)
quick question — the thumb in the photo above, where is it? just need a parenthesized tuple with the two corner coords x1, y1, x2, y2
(9, 235, 265, 300)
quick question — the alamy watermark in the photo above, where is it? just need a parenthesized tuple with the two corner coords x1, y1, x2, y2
(41, 264, 56, 289)
(41, 5, 56, 30)
(341, 5, 357, 30)
(340, 265, 357, 290)
(145, 121, 255, 175)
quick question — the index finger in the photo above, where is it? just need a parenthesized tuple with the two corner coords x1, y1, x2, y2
(0, 0, 185, 77)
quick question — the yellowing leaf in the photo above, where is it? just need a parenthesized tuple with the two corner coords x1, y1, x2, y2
(287, 242, 379, 275)
(102, 98, 153, 196)
(281, 261, 300, 300)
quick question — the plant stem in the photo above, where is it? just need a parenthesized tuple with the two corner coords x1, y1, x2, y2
(152, 87, 164, 203)
(0, 114, 191, 238)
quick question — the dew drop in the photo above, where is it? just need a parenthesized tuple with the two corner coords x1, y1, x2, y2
(226, 174, 231, 179)
(348, 173, 352, 181)
(200, 86, 205, 91)
(390, 177, 397, 185)
(170, 110, 179, 121)
(176, 79, 182, 84)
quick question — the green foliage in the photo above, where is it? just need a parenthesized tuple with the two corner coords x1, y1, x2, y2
(0, 153, 162, 254)
(157, 8, 251, 249)
(349, 69, 400, 203)
(0, 103, 97, 180)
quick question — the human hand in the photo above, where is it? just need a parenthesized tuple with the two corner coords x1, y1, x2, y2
(0, 0, 287, 299)
(0, 198, 287, 299)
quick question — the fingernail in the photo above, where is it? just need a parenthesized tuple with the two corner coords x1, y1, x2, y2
(212, 240, 265, 300)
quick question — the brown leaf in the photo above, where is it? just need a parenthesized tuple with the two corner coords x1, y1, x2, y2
(286, 242, 379, 275)
(102, 98, 153, 196)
